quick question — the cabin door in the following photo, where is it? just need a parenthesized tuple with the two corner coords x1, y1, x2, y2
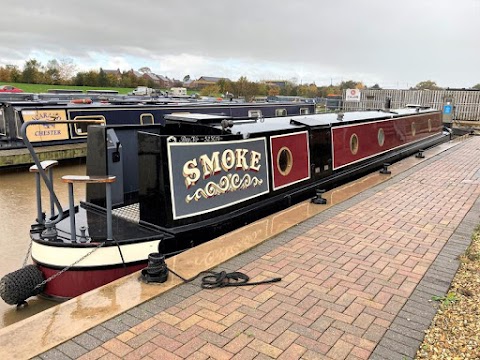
(310, 128, 333, 180)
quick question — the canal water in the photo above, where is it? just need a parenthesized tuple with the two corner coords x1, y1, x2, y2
(0, 161, 86, 328)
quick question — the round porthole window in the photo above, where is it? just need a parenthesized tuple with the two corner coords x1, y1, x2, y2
(411, 122, 416, 137)
(378, 128, 385, 147)
(350, 133, 359, 155)
(428, 118, 432, 132)
(277, 147, 293, 176)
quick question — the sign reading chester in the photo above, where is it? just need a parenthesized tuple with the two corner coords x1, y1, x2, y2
(22, 109, 69, 142)
(168, 138, 269, 219)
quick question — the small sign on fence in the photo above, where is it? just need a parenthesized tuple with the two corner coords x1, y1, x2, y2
(345, 89, 361, 102)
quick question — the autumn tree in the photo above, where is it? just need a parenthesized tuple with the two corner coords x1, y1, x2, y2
(297, 84, 319, 98)
(199, 84, 220, 97)
(339, 80, 359, 90)
(414, 80, 442, 90)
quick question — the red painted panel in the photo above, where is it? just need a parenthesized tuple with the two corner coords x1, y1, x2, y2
(270, 131, 310, 190)
(37, 262, 146, 299)
(332, 113, 442, 169)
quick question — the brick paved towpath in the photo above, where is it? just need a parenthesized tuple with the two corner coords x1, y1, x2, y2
(36, 137, 480, 360)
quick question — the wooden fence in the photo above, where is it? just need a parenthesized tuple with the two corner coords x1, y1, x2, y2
(342, 89, 480, 121)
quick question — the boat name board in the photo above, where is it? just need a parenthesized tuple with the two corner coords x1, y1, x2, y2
(168, 138, 270, 219)
(22, 109, 69, 142)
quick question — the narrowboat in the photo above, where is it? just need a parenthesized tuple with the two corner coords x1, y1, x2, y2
(0, 106, 450, 304)
(0, 97, 315, 149)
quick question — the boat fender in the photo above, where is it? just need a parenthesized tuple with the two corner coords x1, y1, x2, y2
(140, 253, 169, 283)
(70, 98, 92, 104)
(0, 265, 45, 306)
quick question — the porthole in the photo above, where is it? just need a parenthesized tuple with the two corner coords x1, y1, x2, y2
(378, 128, 385, 147)
(350, 133, 359, 155)
(277, 146, 293, 176)
(428, 118, 432, 132)
(411, 122, 416, 137)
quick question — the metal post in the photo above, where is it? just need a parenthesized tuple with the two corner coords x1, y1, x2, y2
(48, 168, 55, 219)
(35, 173, 43, 224)
(106, 182, 113, 241)
(67, 183, 76, 242)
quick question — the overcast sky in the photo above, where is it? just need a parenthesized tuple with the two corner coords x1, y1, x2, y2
(1, 0, 479, 88)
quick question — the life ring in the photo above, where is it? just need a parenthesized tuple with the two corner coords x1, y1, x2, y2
(70, 98, 92, 104)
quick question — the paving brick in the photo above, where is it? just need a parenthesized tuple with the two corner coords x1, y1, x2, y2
(174, 336, 207, 358)
(87, 326, 118, 343)
(248, 339, 282, 358)
(77, 347, 109, 360)
(56, 341, 89, 359)
(123, 342, 158, 360)
(231, 346, 258, 360)
(363, 324, 387, 342)
(102, 338, 134, 358)
(326, 339, 354, 360)
(73, 333, 104, 351)
(39, 348, 71, 360)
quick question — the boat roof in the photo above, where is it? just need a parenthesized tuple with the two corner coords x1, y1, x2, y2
(209, 107, 439, 135)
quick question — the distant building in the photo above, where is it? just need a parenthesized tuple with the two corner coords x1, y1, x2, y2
(264, 80, 289, 88)
(191, 76, 231, 89)
(103, 69, 122, 81)
(142, 72, 172, 88)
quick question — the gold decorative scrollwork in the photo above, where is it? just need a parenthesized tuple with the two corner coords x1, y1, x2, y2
(186, 174, 264, 203)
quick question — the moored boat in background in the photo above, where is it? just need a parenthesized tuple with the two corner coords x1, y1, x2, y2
(0, 96, 315, 150)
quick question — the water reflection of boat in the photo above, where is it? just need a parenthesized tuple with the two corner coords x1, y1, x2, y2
(0, 106, 450, 304)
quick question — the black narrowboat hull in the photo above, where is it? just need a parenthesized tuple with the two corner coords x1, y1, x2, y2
(18, 108, 450, 300)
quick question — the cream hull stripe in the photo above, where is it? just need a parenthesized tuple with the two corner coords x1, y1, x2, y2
(31, 240, 161, 267)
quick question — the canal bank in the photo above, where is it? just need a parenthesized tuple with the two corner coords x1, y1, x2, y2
(0, 143, 86, 168)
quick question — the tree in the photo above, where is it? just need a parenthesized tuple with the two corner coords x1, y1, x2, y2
(199, 84, 220, 97)
(138, 67, 151, 74)
(339, 80, 359, 90)
(370, 83, 382, 90)
(414, 80, 442, 90)
(472, 84, 480, 90)
(22, 59, 42, 83)
(297, 84, 319, 98)
(268, 85, 280, 96)
(98, 68, 108, 87)
(45, 59, 61, 84)
(58, 58, 77, 83)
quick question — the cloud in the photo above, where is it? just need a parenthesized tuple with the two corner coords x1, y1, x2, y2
(0, 0, 479, 88)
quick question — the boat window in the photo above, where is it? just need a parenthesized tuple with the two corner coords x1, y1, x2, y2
(275, 109, 287, 117)
(71, 115, 106, 138)
(300, 108, 310, 115)
(277, 146, 293, 176)
(411, 122, 416, 137)
(140, 113, 154, 125)
(15, 110, 22, 139)
(428, 119, 432, 132)
(350, 133, 359, 155)
(248, 110, 262, 118)
(377, 128, 385, 147)
(0, 109, 5, 136)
